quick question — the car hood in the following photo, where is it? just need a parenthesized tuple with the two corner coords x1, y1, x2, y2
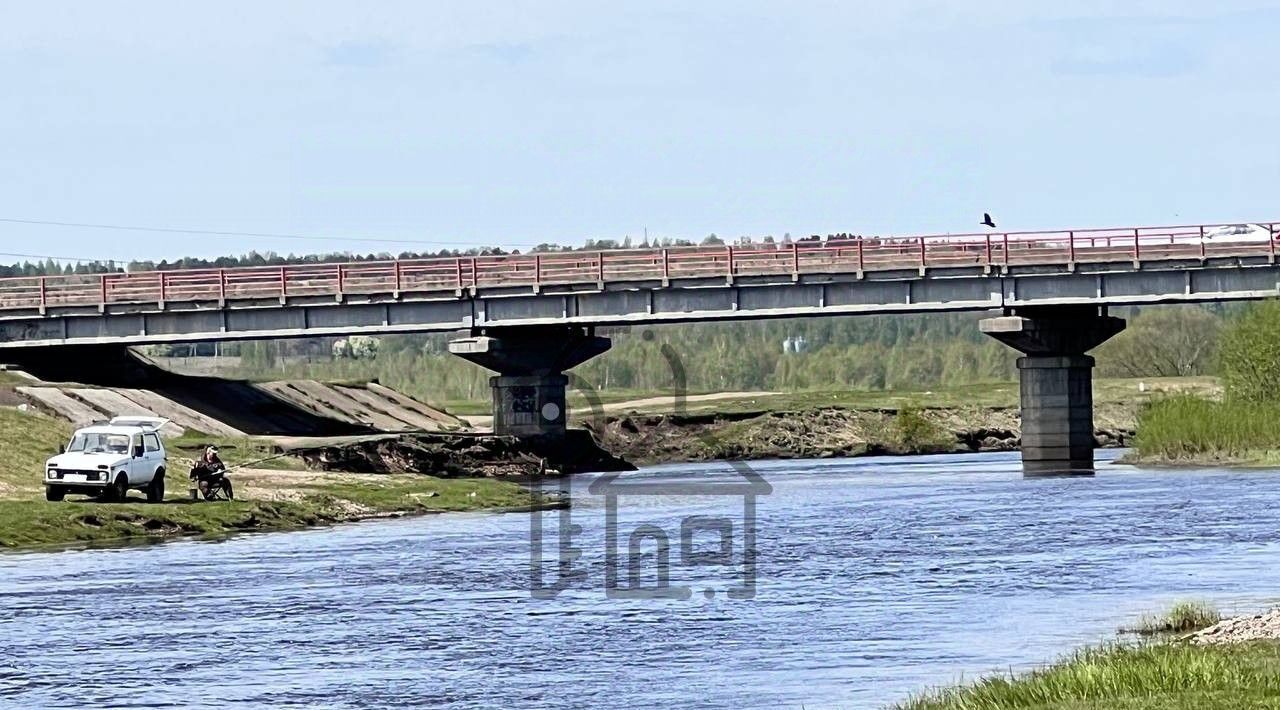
(47, 452, 130, 470)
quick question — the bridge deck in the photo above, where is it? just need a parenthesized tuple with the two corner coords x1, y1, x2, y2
(1, 221, 1275, 311)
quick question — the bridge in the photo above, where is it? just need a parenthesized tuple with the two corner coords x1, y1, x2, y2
(2, 219, 1277, 473)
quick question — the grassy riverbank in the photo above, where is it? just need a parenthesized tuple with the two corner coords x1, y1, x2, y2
(0, 407, 539, 550)
(901, 602, 1279, 709)
(1130, 395, 1280, 465)
(900, 641, 1280, 710)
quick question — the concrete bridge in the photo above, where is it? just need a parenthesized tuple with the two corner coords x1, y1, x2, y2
(2, 220, 1277, 472)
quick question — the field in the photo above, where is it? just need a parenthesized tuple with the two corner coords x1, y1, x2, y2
(558, 376, 1218, 418)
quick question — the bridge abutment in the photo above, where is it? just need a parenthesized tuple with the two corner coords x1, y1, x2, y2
(448, 326, 611, 438)
(980, 308, 1125, 474)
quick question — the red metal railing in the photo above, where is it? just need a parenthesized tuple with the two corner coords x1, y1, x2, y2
(0, 221, 1276, 312)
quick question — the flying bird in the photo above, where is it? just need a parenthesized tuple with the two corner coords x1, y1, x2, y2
(981, 213, 997, 228)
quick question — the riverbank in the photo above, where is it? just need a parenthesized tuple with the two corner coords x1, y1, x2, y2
(574, 376, 1218, 465)
(0, 408, 547, 550)
(591, 402, 1136, 465)
(1125, 395, 1280, 467)
(0, 474, 544, 550)
(901, 641, 1280, 709)
(900, 604, 1280, 709)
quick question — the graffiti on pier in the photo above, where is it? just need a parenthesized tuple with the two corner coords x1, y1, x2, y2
(0, 322, 44, 344)
(0, 322, 61, 345)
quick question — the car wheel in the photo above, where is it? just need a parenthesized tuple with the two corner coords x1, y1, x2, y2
(107, 474, 129, 503)
(146, 472, 165, 504)
(45, 485, 65, 502)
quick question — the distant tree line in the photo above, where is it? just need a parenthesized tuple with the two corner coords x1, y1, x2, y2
(0, 258, 117, 278)
(202, 306, 1228, 404)
(1, 228, 871, 279)
(2, 236, 736, 279)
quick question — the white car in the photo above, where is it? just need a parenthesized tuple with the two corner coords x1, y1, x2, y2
(44, 417, 169, 503)
(1203, 223, 1274, 243)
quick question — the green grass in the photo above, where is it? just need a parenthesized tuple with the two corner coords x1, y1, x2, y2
(1132, 395, 1280, 463)
(0, 371, 28, 386)
(296, 476, 536, 514)
(0, 407, 72, 497)
(555, 376, 1217, 418)
(1122, 601, 1222, 636)
(0, 475, 537, 549)
(0, 498, 340, 548)
(0, 405, 540, 550)
(435, 399, 492, 416)
(443, 388, 718, 416)
(900, 642, 1280, 710)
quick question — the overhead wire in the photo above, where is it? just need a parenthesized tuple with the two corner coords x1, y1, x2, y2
(0, 251, 120, 264)
(0, 216, 554, 250)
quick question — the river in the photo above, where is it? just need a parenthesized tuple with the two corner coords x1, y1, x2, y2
(4, 450, 1280, 709)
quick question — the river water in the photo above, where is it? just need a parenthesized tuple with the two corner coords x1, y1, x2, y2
(4, 450, 1280, 709)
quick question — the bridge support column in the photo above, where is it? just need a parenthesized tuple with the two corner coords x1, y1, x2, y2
(448, 326, 611, 438)
(980, 308, 1125, 474)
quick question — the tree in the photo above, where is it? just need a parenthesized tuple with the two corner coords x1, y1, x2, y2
(1096, 306, 1221, 378)
(333, 336, 380, 360)
(1217, 300, 1280, 402)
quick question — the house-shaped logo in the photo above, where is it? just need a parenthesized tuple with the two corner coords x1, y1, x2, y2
(587, 467, 772, 600)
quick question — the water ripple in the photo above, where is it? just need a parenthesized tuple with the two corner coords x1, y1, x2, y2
(4, 451, 1280, 708)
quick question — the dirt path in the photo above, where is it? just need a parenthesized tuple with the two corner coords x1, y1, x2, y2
(598, 391, 779, 412)
(195, 467, 402, 505)
(460, 391, 780, 430)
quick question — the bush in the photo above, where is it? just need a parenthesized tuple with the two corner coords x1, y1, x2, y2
(1122, 601, 1221, 635)
(892, 406, 952, 454)
(1218, 300, 1280, 403)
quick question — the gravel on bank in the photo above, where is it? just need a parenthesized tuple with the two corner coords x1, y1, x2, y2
(1190, 609, 1280, 645)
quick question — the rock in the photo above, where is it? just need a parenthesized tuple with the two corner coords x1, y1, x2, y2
(979, 436, 1004, 451)
(1190, 608, 1280, 645)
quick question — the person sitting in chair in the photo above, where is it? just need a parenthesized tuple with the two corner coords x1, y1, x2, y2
(205, 445, 224, 467)
(190, 445, 231, 500)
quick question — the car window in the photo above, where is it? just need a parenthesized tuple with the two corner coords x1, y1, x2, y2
(144, 434, 161, 452)
(67, 433, 131, 453)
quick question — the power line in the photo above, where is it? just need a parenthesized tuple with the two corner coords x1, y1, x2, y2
(0, 217, 548, 249)
(0, 251, 119, 264)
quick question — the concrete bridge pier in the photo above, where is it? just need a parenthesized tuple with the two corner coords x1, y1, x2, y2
(980, 307, 1126, 475)
(448, 326, 611, 438)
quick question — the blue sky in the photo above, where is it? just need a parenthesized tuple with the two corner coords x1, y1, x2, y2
(1, 1, 1278, 263)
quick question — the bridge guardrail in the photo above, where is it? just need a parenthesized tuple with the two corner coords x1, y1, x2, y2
(0, 221, 1275, 311)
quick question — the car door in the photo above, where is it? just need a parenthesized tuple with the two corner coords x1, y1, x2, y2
(129, 434, 153, 485)
(144, 433, 164, 478)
